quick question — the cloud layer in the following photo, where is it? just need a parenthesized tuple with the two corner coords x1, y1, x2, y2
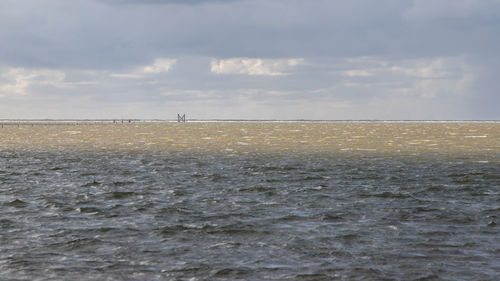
(210, 58, 303, 76)
(0, 0, 499, 119)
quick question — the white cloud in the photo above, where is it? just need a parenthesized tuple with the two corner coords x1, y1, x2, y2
(110, 73, 144, 79)
(210, 58, 304, 76)
(336, 56, 474, 99)
(0, 67, 66, 96)
(388, 57, 473, 98)
(390, 58, 452, 78)
(142, 58, 177, 74)
(111, 58, 177, 79)
(341, 70, 373, 77)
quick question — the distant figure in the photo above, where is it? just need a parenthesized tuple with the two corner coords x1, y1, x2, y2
(128, 120, 131, 123)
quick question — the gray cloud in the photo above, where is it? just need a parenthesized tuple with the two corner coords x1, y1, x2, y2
(2, 0, 499, 67)
(1, 0, 497, 68)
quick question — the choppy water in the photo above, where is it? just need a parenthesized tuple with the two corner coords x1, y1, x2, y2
(1, 122, 499, 280)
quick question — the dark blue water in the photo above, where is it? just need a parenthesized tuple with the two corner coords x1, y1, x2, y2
(1, 150, 499, 280)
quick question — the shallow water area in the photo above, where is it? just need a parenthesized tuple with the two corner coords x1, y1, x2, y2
(1, 121, 499, 280)
(1, 121, 500, 156)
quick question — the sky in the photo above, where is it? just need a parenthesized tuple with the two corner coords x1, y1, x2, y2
(0, 0, 499, 120)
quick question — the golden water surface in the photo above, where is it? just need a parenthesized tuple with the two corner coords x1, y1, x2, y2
(1, 122, 499, 157)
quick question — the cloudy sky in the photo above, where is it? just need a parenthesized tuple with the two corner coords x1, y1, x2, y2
(1, 0, 499, 120)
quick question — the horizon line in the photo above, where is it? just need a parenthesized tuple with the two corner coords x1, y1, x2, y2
(1, 118, 500, 122)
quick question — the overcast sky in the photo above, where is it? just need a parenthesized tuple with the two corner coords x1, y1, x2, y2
(1, 0, 499, 120)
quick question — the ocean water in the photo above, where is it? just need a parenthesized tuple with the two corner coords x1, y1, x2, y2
(1, 122, 499, 280)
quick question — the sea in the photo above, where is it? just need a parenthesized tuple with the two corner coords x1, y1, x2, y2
(0, 121, 499, 280)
